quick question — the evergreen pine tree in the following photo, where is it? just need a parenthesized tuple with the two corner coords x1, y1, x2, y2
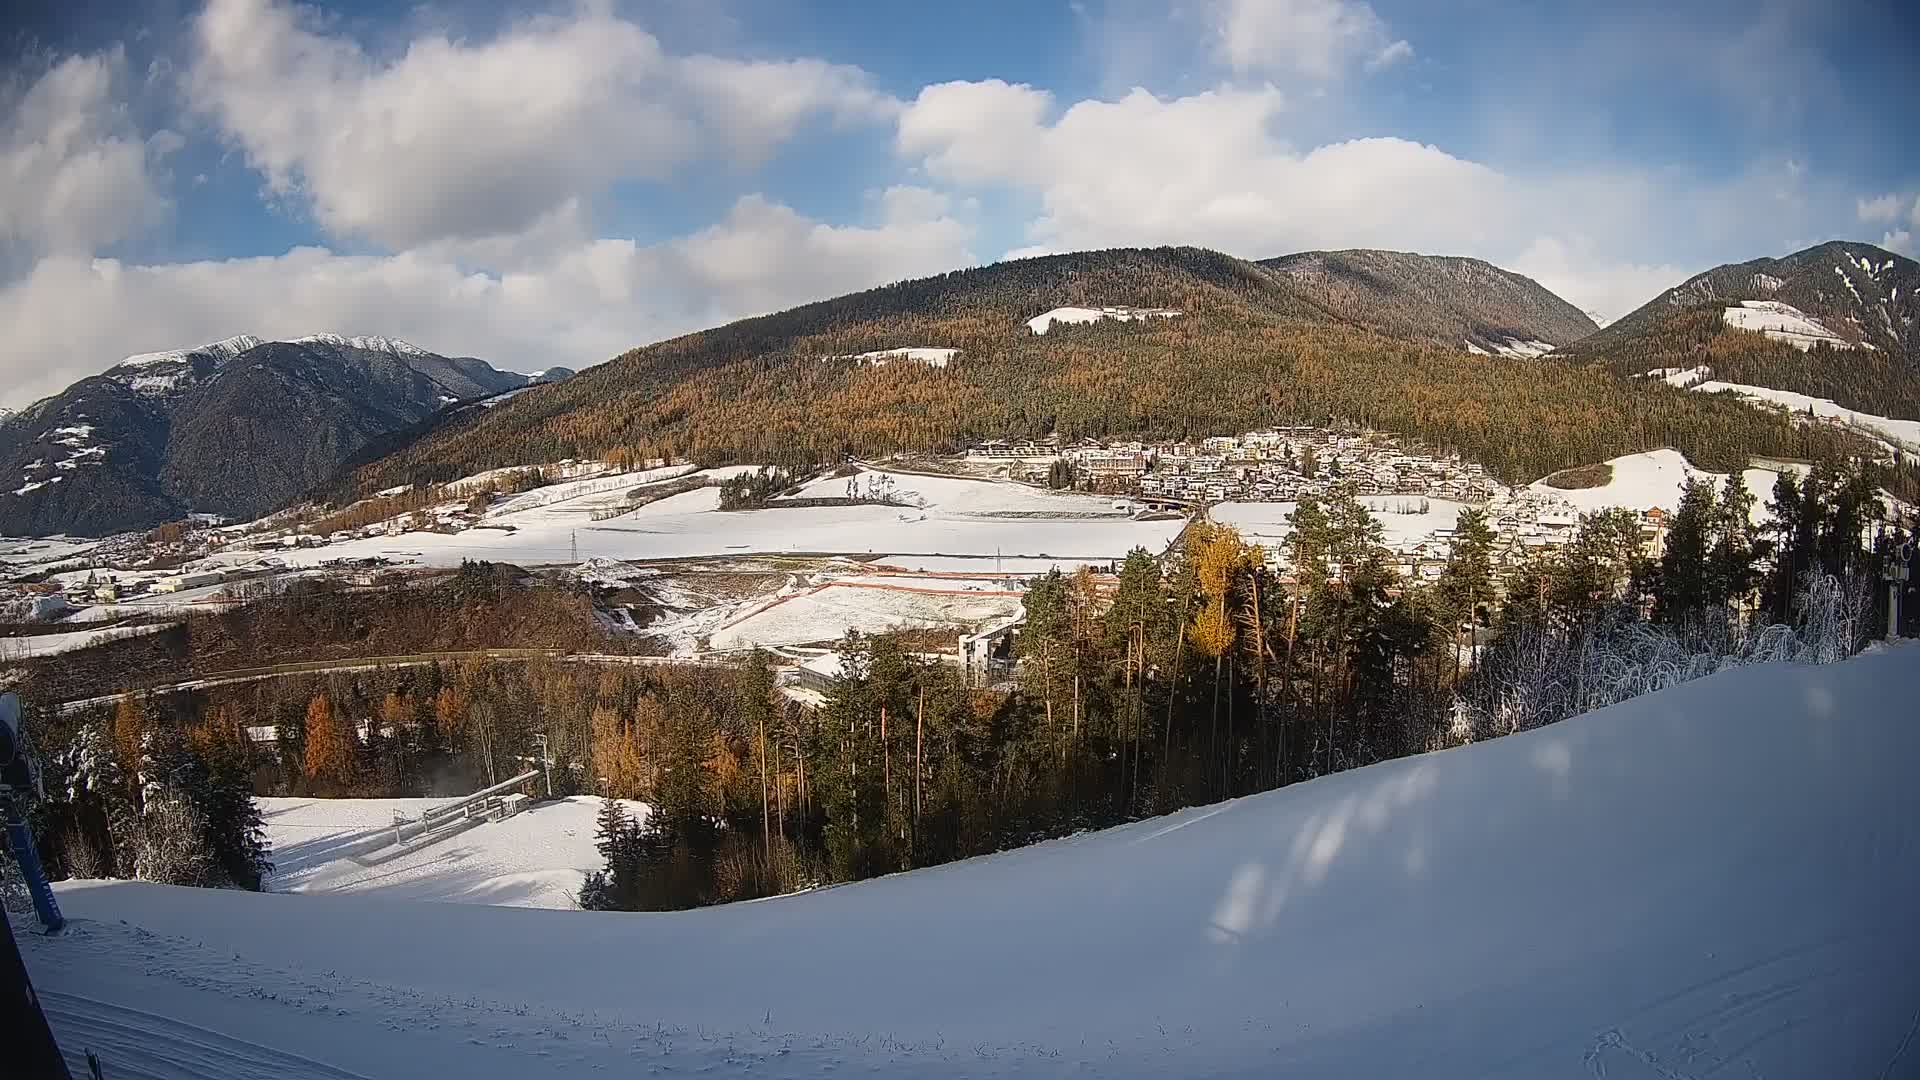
(1654, 477, 1718, 623)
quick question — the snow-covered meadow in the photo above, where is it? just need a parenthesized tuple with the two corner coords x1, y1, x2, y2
(200, 467, 1184, 572)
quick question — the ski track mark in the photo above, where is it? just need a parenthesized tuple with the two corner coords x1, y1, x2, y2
(42, 989, 376, 1080)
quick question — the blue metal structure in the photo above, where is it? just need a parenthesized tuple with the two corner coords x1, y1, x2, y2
(0, 693, 63, 933)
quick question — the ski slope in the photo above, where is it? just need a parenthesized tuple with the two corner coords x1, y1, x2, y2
(1529, 448, 1793, 522)
(24, 645, 1920, 1078)
(263, 795, 641, 909)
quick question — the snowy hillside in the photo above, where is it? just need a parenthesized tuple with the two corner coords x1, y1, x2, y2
(1721, 300, 1855, 351)
(1529, 448, 1792, 519)
(825, 346, 959, 368)
(263, 795, 643, 908)
(1465, 337, 1556, 359)
(23, 644, 1920, 1077)
(1026, 305, 1181, 334)
(1692, 379, 1920, 454)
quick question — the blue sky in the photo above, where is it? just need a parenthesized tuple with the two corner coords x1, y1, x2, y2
(1, 0, 1916, 404)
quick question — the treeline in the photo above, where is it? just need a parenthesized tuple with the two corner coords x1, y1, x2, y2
(9, 562, 633, 706)
(337, 247, 1906, 502)
(585, 465, 1916, 911)
(26, 653, 753, 884)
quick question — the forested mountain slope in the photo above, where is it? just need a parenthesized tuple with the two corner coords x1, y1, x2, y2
(1259, 249, 1596, 355)
(0, 335, 549, 535)
(344, 246, 1895, 501)
(1562, 241, 1920, 424)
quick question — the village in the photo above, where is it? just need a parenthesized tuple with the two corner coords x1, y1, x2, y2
(965, 427, 1678, 582)
(0, 425, 1743, 685)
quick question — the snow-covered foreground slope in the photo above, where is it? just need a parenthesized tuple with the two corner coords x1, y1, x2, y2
(263, 795, 640, 909)
(26, 646, 1920, 1078)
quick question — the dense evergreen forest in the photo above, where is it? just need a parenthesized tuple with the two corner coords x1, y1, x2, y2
(336, 247, 1916, 504)
(21, 469, 1908, 910)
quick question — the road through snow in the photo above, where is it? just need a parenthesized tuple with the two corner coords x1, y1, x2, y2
(21, 644, 1920, 1078)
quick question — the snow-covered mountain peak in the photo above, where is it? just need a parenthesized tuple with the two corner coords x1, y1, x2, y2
(290, 333, 435, 359)
(116, 334, 265, 369)
(1584, 309, 1614, 329)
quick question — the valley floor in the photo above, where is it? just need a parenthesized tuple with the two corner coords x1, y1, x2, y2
(20, 645, 1920, 1078)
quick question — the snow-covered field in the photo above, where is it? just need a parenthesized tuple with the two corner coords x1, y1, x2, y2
(1026, 305, 1181, 334)
(0, 535, 101, 569)
(194, 469, 1183, 571)
(0, 620, 174, 658)
(825, 346, 958, 367)
(24, 645, 1920, 1077)
(1692, 380, 1920, 453)
(1212, 496, 1473, 549)
(708, 581, 1023, 651)
(1529, 449, 1790, 522)
(1721, 300, 1854, 351)
(263, 795, 640, 909)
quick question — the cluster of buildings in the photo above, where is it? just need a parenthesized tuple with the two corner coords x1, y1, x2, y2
(967, 428, 1500, 505)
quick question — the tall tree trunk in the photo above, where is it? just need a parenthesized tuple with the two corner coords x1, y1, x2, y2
(1131, 624, 1145, 811)
(1225, 651, 1236, 798)
(1210, 652, 1222, 799)
(1042, 648, 1055, 750)
(1164, 620, 1184, 796)
(758, 697, 771, 867)
(914, 683, 925, 839)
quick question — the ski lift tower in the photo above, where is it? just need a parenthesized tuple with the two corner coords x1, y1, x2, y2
(1888, 539, 1915, 640)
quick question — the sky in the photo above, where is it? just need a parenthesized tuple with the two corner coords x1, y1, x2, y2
(1, 0, 1917, 406)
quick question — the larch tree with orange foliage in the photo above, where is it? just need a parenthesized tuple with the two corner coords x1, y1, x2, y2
(303, 694, 353, 790)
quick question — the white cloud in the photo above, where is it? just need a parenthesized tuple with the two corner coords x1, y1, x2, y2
(1881, 230, 1914, 257)
(1857, 193, 1904, 223)
(899, 81, 1512, 259)
(0, 49, 169, 265)
(1207, 0, 1407, 80)
(1365, 39, 1414, 72)
(185, 0, 896, 250)
(0, 194, 973, 408)
(1507, 237, 1689, 326)
(894, 80, 1860, 316)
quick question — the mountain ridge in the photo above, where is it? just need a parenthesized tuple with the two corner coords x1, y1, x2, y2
(1257, 248, 1597, 356)
(336, 244, 1904, 506)
(1562, 240, 1920, 424)
(0, 335, 569, 535)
